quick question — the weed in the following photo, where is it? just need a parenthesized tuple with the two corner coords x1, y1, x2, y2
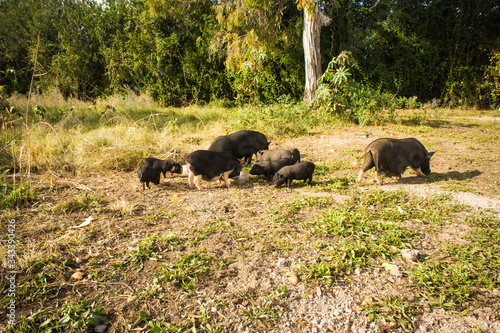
(315, 176, 354, 192)
(301, 190, 462, 282)
(0, 170, 34, 209)
(242, 297, 281, 327)
(121, 234, 181, 270)
(159, 249, 213, 289)
(366, 296, 418, 330)
(14, 298, 109, 333)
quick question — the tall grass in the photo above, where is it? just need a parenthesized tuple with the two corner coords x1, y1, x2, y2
(0, 90, 345, 174)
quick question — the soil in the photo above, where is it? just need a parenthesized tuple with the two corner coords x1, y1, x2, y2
(1, 117, 499, 332)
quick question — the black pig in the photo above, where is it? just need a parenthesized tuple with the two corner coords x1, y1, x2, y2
(209, 130, 269, 164)
(274, 161, 315, 187)
(185, 150, 242, 190)
(256, 148, 300, 164)
(249, 159, 293, 181)
(356, 138, 435, 185)
(137, 164, 160, 190)
(143, 157, 182, 178)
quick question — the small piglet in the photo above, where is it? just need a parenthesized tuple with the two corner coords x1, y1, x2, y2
(249, 159, 292, 181)
(143, 157, 182, 178)
(137, 164, 160, 190)
(274, 161, 315, 187)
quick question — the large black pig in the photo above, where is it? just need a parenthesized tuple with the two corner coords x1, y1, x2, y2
(185, 150, 241, 190)
(356, 138, 435, 185)
(208, 130, 269, 164)
(274, 161, 315, 187)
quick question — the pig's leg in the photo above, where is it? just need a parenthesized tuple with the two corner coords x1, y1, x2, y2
(194, 175, 203, 190)
(223, 170, 231, 188)
(287, 179, 292, 187)
(356, 170, 366, 183)
(188, 170, 195, 188)
(357, 152, 375, 183)
(415, 168, 426, 177)
(376, 172, 383, 185)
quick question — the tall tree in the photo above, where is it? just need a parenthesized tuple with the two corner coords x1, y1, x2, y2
(298, 0, 331, 101)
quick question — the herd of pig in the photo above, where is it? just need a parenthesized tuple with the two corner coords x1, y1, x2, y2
(137, 130, 435, 190)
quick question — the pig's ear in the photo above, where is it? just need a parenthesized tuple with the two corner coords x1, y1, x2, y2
(427, 152, 435, 158)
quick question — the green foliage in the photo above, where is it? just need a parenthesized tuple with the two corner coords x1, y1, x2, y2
(0, 170, 34, 209)
(412, 213, 500, 311)
(314, 52, 409, 125)
(14, 298, 109, 333)
(366, 296, 418, 330)
(1, 0, 499, 106)
(483, 42, 500, 107)
(159, 249, 213, 289)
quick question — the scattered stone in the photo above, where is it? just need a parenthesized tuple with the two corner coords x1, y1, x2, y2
(402, 249, 419, 262)
(94, 325, 107, 333)
(277, 258, 288, 267)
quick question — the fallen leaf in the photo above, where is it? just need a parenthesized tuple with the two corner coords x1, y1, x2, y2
(351, 305, 363, 312)
(382, 262, 398, 271)
(71, 272, 84, 280)
(72, 216, 92, 228)
(360, 294, 374, 305)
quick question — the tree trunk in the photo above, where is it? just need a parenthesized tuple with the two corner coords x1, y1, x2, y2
(303, 3, 332, 102)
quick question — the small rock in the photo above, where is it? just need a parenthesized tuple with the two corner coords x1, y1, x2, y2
(402, 249, 419, 262)
(71, 272, 84, 280)
(333, 309, 342, 317)
(390, 269, 403, 277)
(94, 325, 107, 333)
(277, 258, 288, 267)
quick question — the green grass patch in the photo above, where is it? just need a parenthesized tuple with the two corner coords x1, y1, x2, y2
(14, 297, 109, 333)
(159, 249, 213, 290)
(0, 170, 34, 209)
(412, 213, 500, 311)
(300, 190, 461, 283)
(366, 296, 418, 330)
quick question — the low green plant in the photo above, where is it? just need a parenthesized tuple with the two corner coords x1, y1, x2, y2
(14, 298, 109, 333)
(412, 213, 500, 310)
(0, 170, 34, 209)
(159, 249, 213, 289)
(366, 296, 418, 330)
(242, 298, 281, 327)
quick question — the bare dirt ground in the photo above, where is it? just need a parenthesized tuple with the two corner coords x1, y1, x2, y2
(1, 116, 500, 332)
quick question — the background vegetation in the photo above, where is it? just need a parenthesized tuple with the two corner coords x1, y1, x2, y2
(1, 0, 499, 109)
